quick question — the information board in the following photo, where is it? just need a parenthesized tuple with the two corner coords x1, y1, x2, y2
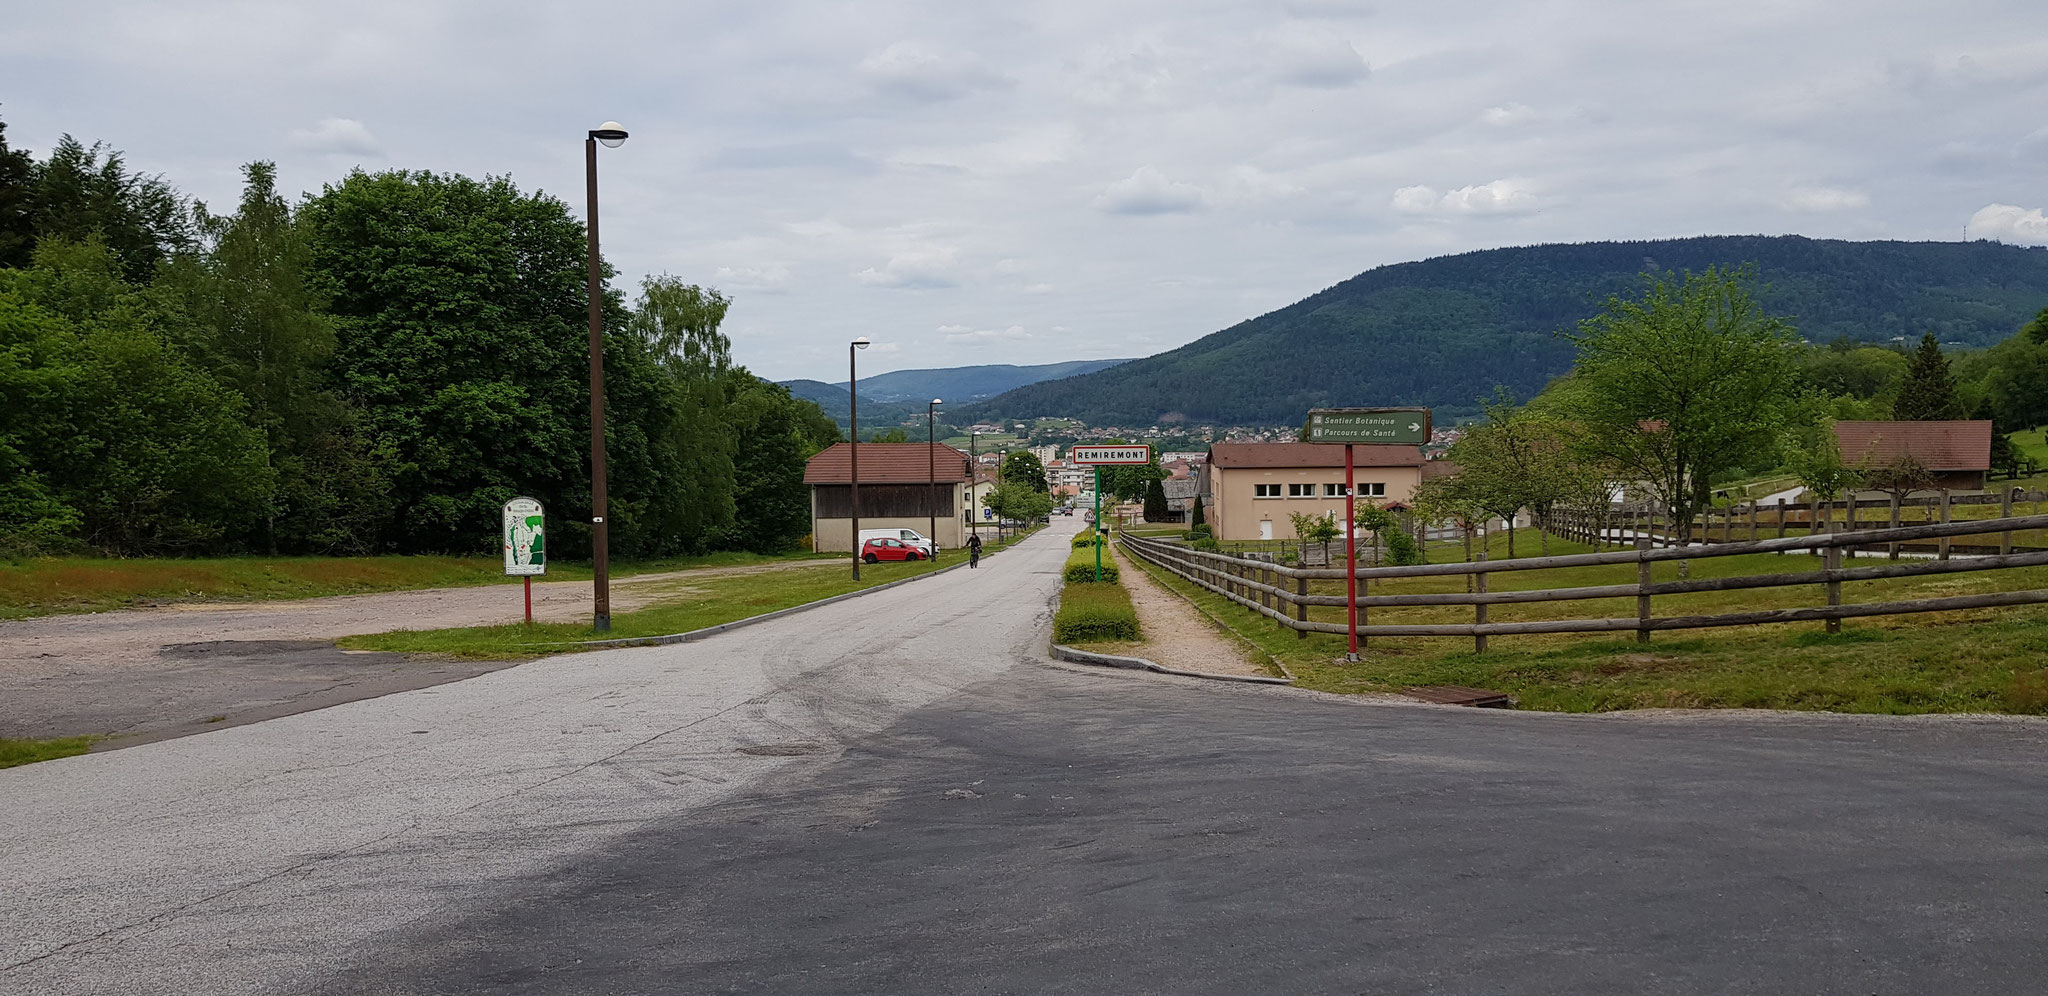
(1069, 445, 1153, 465)
(1300, 408, 1432, 445)
(502, 497, 546, 576)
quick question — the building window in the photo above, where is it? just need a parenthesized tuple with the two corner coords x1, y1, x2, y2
(1323, 483, 1347, 497)
(1288, 483, 1315, 497)
(1254, 484, 1281, 498)
(1359, 482, 1386, 497)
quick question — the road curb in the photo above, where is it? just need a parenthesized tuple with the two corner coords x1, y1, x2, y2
(1051, 644, 1294, 685)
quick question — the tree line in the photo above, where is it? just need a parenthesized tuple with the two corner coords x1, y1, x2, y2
(1417, 264, 2045, 551)
(0, 117, 838, 559)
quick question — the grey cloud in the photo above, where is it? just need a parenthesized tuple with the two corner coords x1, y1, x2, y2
(287, 117, 381, 157)
(858, 41, 1011, 103)
(704, 143, 877, 174)
(1095, 166, 1207, 215)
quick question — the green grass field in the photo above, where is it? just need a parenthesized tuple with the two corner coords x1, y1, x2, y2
(0, 736, 95, 769)
(340, 528, 1043, 659)
(1124, 528, 2048, 715)
(0, 549, 834, 621)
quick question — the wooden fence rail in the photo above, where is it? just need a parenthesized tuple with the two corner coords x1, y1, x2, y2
(1119, 512, 2048, 653)
(1554, 487, 2048, 558)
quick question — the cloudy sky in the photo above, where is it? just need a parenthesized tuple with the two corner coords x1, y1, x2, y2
(6, 1, 2047, 381)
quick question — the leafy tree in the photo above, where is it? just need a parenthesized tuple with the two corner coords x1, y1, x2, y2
(155, 161, 386, 553)
(1288, 509, 1340, 563)
(719, 376, 818, 552)
(1560, 265, 1803, 544)
(1800, 345, 1906, 403)
(0, 240, 272, 553)
(1190, 497, 1206, 529)
(0, 114, 33, 270)
(1411, 475, 1488, 582)
(303, 170, 607, 555)
(27, 135, 191, 282)
(867, 427, 910, 443)
(1860, 452, 1935, 535)
(1443, 390, 1580, 557)
(616, 275, 737, 554)
(1000, 450, 1049, 492)
(1892, 332, 1965, 421)
(983, 480, 1052, 522)
(1784, 421, 1860, 503)
(1096, 442, 1165, 502)
(1142, 477, 1168, 521)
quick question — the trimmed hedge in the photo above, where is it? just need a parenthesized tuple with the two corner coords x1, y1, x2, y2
(1063, 543, 1118, 583)
(1071, 532, 1104, 549)
(1053, 581, 1140, 642)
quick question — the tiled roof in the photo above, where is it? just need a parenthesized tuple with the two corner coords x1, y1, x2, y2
(804, 443, 972, 484)
(1833, 421, 1992, 472)
(1206, 442, 1428, 469)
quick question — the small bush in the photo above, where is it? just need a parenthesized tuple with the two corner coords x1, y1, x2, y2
(1184, 524, 1212, 540)
(1065, 541, 1120, 582)
(1072, 532, 1104, 548)
(1189, 536, 1220, 551)
(1054, 581, 1140, 642)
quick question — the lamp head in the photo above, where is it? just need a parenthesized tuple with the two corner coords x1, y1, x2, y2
(591, 122, 628, 148)
(931, 397, 943, 406)
(852, 337, 870, 349)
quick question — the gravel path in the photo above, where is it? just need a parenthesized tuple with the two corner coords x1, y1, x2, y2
(1093, 540, 1269, 677)
(0, 559, 839, 744)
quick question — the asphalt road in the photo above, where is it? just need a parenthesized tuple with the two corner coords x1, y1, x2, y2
(8, 517, 2048, 994)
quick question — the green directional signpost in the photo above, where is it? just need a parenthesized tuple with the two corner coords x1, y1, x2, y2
(1070, 445, 1153, 581)
(1301, 407, 1432, 445)
(1299, 408, 1431, 662)
(503, 497, 546, 624)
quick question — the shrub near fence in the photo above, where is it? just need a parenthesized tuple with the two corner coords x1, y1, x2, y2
(1054, 540, 1138, 642)
(1119, 512, 2048, 652)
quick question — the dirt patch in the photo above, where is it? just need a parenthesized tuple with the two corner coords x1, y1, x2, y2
(0, 559, 838, 748)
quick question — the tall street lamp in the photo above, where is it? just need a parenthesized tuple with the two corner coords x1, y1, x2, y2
(585, 119, 627, 633)
(849, 337, 870, 580)
(968, 430, 980, 537)
(927, 398, 943, 560)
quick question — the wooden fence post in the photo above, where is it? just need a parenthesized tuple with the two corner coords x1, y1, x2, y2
(1474, 547, 1488, 653)
(1636, 536, 1652, 644)
(1777, 498, 1787, 541)
(2003, 487, 2015, 556)
(1823, 520, 1842, 635)
(1810, 497, 1822, 537)
(1360, 575, 1370, 650)
(1748, 500, 1758, 542)
(1295, 573, 1308, 639)
(1938, 490, 1951, 562)
(1888, 494, 1902, 561)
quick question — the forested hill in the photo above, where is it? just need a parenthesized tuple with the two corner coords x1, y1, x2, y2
(958, 236, 2048, 426)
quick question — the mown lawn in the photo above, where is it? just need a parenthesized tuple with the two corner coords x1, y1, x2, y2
(340, 529, 1042, 660)
(0, 549, 834, 621)
(1124, 528, 2048, 715)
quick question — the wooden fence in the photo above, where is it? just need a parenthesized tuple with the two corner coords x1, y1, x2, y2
(1120, 513, 2048, 653)
(1549, 488, 2048, 557)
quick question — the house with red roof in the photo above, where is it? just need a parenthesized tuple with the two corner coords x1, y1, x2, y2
(803, 443, 973, 553)
(1833, 421, 1993, 491)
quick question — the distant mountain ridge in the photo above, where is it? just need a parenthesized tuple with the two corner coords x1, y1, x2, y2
(817, 358, 1132, 403)
(780, 358, 1134, 425)
(956, 236, 2048, 426)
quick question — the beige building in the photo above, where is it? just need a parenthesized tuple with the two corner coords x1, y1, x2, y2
(1203, 442, 1430, 541)
(804, 443, 972, 552)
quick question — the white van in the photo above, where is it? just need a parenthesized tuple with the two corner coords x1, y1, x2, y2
(858, 528, 936, 558)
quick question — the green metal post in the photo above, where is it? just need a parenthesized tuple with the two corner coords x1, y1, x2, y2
(1094, 466, 1103, 581)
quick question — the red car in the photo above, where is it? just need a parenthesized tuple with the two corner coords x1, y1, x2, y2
(861, 537, 925, 563)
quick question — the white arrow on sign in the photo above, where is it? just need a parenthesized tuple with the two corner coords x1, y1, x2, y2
(1408, 422, 1422, 431)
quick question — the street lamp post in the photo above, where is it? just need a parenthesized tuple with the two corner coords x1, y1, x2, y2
(849, 337, 870, 580)
(928, 398, 942, 561)
(585, 120, 627, 633)
(968, 430, 980, 538)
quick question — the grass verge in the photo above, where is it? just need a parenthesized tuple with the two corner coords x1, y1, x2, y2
(1122, 530, 2048, 716)
(340, 528, 1042, 660)
(1, 736, 95, 769)
(1054, 541, 1138, 643)
(0, 549, 834, 621)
